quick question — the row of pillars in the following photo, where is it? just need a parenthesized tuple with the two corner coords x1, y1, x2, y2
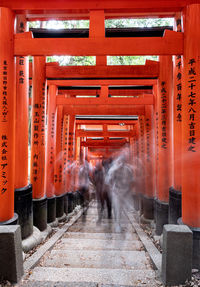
(128, 7, 200, 268)
(0, 11, 86, 238)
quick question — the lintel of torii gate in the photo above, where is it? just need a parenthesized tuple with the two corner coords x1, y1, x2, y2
(81, 139, 128, 148)
(76, 119, 137, 125)
(63, 105, 145, 115)
(76, 130, 135, 138)
(2, 0, 198, 18)
(15, 30, 183, 56)
(56, 95, 154, 106)
(48, 79, 156, 86)
(58, 88, 152, 97)
(29, 60, 159, 79)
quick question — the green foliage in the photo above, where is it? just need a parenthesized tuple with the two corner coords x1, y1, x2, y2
(105, 18, 173, 28)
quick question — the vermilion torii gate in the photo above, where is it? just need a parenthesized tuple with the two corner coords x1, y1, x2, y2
(0, 0, 200, 271)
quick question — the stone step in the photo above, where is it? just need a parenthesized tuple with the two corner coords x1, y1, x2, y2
(81, 217, 132, 225)
(62, 232, 138, 241)
(42, 249, 150, 270)
(20, 281, 149, 287)
(55, 238, 143, 251)
(28, 267, 156, 286)
(68, 224, 134, 233)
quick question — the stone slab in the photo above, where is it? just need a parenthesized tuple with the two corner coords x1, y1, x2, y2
(0, 225, 24, 283)
(63, 232, 138, 241)
(55, 237, 142, 251)
(28, 267, 156, 286)
(20, 281, 98, 287)
(42, 249, 150, 269)
(161, 224, 192, 286)
(68, 224, 134, 233)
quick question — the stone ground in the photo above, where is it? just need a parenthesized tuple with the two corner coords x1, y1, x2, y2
(17, 203, 160, 287)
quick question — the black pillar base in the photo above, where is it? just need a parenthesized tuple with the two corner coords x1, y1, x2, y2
(64, 194, 68, 215)
(0, 213, 18, 225)
(33, 197, 47, 231)
(155, 198, 169, 235)
(139, 193, 144, 216)
(143, 195, 154, 220)
(14, 184, 33, 239)
(168, 187, 182, 224)
(132, 192, 139, 211)
(66, 192, 74, 213)
(56, 194, 65, 218)
(47, 197, 56, 224)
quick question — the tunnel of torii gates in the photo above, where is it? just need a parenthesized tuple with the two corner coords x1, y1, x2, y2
(1, 0, 200, 267)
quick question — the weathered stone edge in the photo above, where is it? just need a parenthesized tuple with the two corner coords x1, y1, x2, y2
(23, 206, 87, 273)
(125, 211, 162, 273)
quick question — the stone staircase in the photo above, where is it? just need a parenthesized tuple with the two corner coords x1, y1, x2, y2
(21, 204, 157, 287)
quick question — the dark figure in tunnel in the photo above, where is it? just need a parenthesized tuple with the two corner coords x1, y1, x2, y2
(78, 160, 90, 219)
(93, 160, 112, 224)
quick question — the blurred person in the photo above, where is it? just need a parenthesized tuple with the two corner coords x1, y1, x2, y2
(106, 152, 135, 232)
(93, 161, 112, 224)
(78, 159, 90, 217)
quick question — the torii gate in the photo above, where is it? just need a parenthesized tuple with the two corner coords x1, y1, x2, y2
(0, 0, 200, 271)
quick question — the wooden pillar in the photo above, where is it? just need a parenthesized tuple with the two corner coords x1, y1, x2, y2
(68, 115, 76, 164)
(155, 56, 173, 235)
(138, 116, 145, 214)
(54, 106, 63, 197)
(0, 8, 16, 223)
(62, 114, 69, 191)
(68, 115, 76, 192)
(45, 84, 57, 223)
(132, 121, 140, 211)
(169, 14, 183, 224)
(89, 10, 106, 66)
(143, 105, 154, 220)
(54, 106, 65, 218)
(30, 56, 47, 231)
(15, 16, 29, 189)
(14, 15, 33, 238)
(182, 4, 200, 268)
(153, 85, 159, 203)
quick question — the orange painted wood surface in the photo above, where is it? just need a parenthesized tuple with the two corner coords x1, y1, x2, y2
(14, 31, 183, 56)
(48, 79, 157, 86)
(157, 56, 173, 202)
(81, 139, 127, 147)
(182, 4, 200, 227)
(63, 105, 145, 116)
(1, 0, 194, 15)
(76, 130, 135, 138)
(62, 114, 69, 191)
(45, 85, 57, 198)
(138, 116, 145, 195)
(144, 105, 154, 198)
(15, 15, 29, 189)
(30, 57, 47, 199)
(76, 120, 137, 125)
(29, 61, 159, 79)
(56, 95, 154, 106)
(173, 14, 182, 192)
(0, 7, 15, 222)
(54, 105, 63, 196)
